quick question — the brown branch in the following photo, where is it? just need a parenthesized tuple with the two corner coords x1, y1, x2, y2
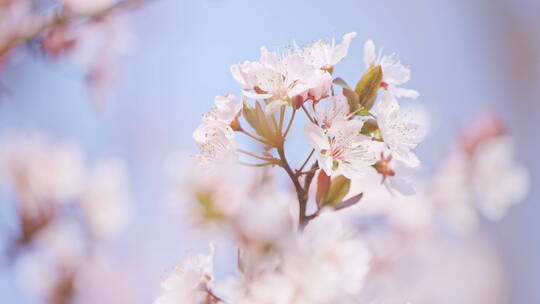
(0, 0, 148, 55)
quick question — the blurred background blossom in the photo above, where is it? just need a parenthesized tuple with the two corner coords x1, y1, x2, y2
(0, 0, 538, 303)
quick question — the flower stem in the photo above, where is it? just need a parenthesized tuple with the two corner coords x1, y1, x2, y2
(239, 130, 272, 146)
(237, 149, 275, 162)
(283, 109, 296, 139)
(297, 149, 315, 174)
(277, 146, 319, 230)
(239, 161, 275, 168)
(302, 105, 316, 124)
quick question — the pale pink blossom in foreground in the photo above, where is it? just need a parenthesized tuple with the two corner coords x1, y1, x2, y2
(154, 245, 215, 304)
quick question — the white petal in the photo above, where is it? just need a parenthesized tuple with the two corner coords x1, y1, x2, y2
(389, 177, 416, 196)
(265, 99, 287, 114)
(389, 86, 419, 99)
(363, 40, 376, 67)
(317, 154, 334, 176)
(304, 123, 330, 150)
(381, 62, 411, 85)
(331, 32, 357, 65)
(230, 64, 247, 86)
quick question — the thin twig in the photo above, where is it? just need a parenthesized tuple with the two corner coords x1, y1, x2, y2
(278, 106, 286, 131)
(239, 130, 272, 146)
(0, 0, 148, 54)
(297, 149, 315, 174)
(301, 104, 316, 124)
(239, 161, 275, 168)
(283, 108, 296, 139)
(237, 149, 276, 162)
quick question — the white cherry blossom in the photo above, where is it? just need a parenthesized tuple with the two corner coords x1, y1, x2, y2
(376, 92, 425, 167)
(305, 119, 382, 179)
(203, 93, 240, 125)
(231, 45, 333, 112)
(193, 120, 236, 166)
(79, 160, 132, 240)
(312, 94, 350, 129)
(154, 245, 216, 304)
(0, 130, 86, 214)
(363, 40, 419, 99)
(472, 136, 529, 220)
(299, 32, 357, 70)
(430, 150, 478, 233)
(373, 152, 417, 196)
(217, 211, 370, 304)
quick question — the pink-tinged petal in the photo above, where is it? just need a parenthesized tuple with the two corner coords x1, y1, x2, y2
(304, 122, 330, 150)
(331, 32, 357, 65)
(363, 40, 376, 67)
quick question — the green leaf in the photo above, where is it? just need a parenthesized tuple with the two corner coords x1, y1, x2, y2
(324, 175, 351, 207)
(354, 65, 383, 111)
(242, 101, 259, 132)
(342, 87, 360, 115)
(360, 119, 379, 135)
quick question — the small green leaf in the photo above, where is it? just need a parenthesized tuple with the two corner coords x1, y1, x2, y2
(342, 87, 360, 115)
(324, 175, 351, 207)
(242, 101, 259, 132)
(360, 119, 379, 135)
(355, 65, 383, 111)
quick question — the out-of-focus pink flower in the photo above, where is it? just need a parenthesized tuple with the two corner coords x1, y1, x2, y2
(62, 0, 117, 15)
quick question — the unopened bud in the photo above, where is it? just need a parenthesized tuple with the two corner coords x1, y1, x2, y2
(292, 95, 305, 110)
(373, 153, 395, 183)
(230, 112, 242, 131)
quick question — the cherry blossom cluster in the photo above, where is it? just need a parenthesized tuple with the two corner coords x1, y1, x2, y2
(0, 129, 132, 304)
(0, 0, 144, 104)
(160, 33, 531, 304)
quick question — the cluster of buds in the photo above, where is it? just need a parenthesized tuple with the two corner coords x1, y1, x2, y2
(0, 130, 132, 304)
(0, 0, 145, 105)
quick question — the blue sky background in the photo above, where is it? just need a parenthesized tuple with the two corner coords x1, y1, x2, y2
(0, 0, 539, 303)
